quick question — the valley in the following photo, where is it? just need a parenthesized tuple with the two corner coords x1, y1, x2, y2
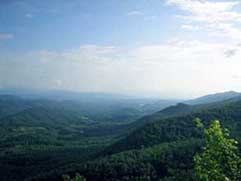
(0, 91, 241, 180)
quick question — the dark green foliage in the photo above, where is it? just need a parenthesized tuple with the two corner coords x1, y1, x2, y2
(104, 100, 241, 155)
(0, 95, 176, 180)
(1, 94, 241, 180)
(63, 173, 86, 181)
(60, 139, 202, 181)
(0, 95, 33, 119)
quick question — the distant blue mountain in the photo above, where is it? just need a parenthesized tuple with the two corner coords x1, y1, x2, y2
(185, 91, 241, 105)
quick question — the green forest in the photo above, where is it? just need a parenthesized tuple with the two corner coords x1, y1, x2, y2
(0, 92, 241, 181)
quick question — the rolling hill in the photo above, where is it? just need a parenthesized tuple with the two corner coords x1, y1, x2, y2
(0, 93, 179, 181)
(1, 91, 241, 180)
(185, 91, 241, 105)
(50, 98, 241, 181)
(103, 99, 241, 155)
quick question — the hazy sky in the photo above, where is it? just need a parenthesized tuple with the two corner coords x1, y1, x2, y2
(1, 0, 241, 98)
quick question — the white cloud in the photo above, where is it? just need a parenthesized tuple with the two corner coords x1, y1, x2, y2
(181, 24, 199, 31)
(2, 40, 241, 98)
(167, 0, 241, 40)
(32, 45, 119, 64)
(2, 0, 241, 98)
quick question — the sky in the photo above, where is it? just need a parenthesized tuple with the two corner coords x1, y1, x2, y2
(1, 0, 241, 99)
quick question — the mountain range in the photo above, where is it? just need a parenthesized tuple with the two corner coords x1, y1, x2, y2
(0, 90, 241, 180)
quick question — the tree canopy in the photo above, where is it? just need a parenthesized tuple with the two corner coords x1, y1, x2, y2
(194, 120, 241, 181)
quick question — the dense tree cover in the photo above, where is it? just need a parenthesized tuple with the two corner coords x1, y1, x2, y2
(63, 173, 86, 181)
(0, 95, 176, 180)
(0, 95, 33, 119)
(1, 94, 241, 180)
(58, 121, 241, 181)
(104, 100, 241, 155)
(39, 139, 201, 181)
(194, 120, 241, 181)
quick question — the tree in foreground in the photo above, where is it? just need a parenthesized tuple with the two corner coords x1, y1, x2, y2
(194, 120, 241, 181)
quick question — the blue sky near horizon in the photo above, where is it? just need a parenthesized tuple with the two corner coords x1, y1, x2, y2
(1, 0, 241, 99)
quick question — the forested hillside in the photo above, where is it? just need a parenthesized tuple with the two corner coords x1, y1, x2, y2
(0, 94, 177, 181)
(55, 99, 241, 181)
(104, 99, 241, 155)
(1, 92, 241, 180)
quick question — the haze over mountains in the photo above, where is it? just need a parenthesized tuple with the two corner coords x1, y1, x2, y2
(1, 89, 241, 180)
(185, 91, 241, 105)
(2, 0, 241, 180)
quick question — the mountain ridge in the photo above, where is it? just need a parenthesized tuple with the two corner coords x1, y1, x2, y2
(185, 91, 241, 105)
